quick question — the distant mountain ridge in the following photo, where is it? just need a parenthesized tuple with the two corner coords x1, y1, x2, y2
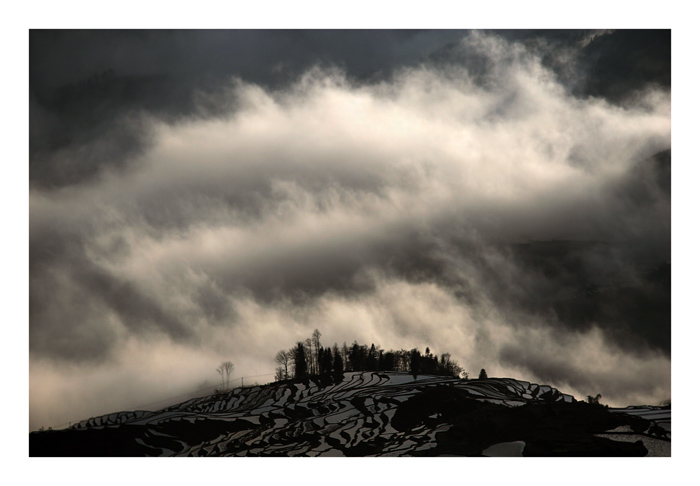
(29, 372, 670, 457)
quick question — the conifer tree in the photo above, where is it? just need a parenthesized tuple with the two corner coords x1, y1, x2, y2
(317, 346, 325, 376)
(332, 342, 340, 366)
(304, 338, 313, 375)
(321, 348, 333, 378)
(410, 349, 421, 379)
(367, 343, 377, 371)
(350, 341, 361, 371)
(383, 351, 395, 372)
(294, 342, 307, 379)
(311, 329, 322, 375)
(333, 351, 344, 383)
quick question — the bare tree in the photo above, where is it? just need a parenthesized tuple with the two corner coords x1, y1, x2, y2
(216, 364, 225, 390)
(342, 342, 349, 371)
(216, 361, 235, 391)
(304, 338, 313, 375)
(275, 349, 291, 380)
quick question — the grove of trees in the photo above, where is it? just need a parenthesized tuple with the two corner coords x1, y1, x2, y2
(274, 329, 468, 383)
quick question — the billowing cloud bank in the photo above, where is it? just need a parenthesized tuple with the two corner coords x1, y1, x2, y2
(29, 31, 671, 430)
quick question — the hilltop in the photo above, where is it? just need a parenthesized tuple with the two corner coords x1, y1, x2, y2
(29, 372, 670, 456)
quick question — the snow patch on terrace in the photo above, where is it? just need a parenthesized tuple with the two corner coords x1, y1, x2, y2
(483, 441, 526, 457)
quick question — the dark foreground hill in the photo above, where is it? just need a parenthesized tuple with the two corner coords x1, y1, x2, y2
(30, 372, 670, 457)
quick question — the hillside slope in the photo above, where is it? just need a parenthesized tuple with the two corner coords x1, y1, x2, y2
(29, 372, 670, 457)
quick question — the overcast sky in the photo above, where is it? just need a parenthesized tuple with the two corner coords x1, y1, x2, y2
(28, 29, 671, 431)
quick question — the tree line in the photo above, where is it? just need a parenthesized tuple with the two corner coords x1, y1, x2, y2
(274, 329, 469, 383)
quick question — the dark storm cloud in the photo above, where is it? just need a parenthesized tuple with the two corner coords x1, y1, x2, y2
(30, 30, 469, 98)
(29, 234, 196, 362)
(577, 30, 671, 103)
(30, 30, 671, 346)
(76, 265, 195, 341)
(480, 29, 670, 104)
(498, 337, 669, 403)
(29, 30, 671, 428)
(193, 278, 235, 322)
(29, 29, 469, 188)
(30, 30, 671, 188)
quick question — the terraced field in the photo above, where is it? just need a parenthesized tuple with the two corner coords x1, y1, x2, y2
(29, 372, 670, 457)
